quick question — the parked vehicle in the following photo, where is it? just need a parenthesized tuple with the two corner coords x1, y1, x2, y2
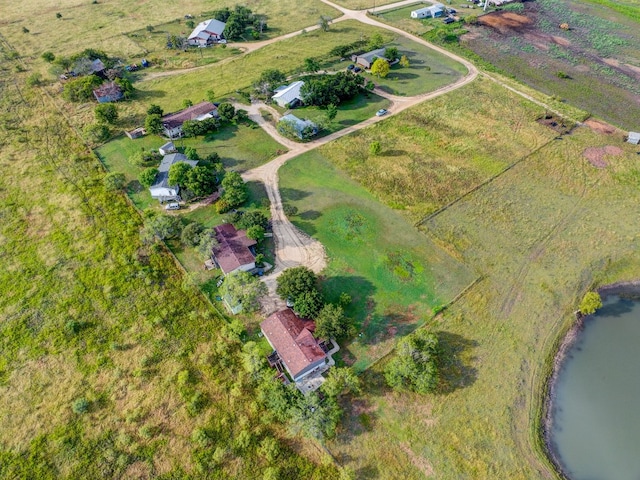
(443, 17, 455, 24)
(347, 64, 355, 70)
(376, 109, 388, 117)
(165, 202, 180, 210)
(354, 66, 362, 73)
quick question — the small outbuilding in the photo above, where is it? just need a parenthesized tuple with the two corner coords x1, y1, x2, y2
(278, 114, 318, 140)
(125, 127, 146, 139)
(159, 141, 177, 156)
(411, 3, 445, 18)
(272, 81, 305, 108)
(627, 131, 640, 145)
(353, 48, 388, 69)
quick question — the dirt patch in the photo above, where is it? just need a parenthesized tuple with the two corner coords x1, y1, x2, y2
(479, 11, 532, 33)
(399, 442, 434, 477)
(584, 118, 617, 135)
(582, 145, 623, 168)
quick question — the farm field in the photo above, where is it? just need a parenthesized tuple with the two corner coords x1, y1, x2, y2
(0, 0, 339, 59)
(322, 98, 640, 478)
(279, 150, 475, 371)
(135, 21, 395, 111)
(0, 47, 333, 479)
(461, 0, 640, 129)
(316, 77, 560, 221)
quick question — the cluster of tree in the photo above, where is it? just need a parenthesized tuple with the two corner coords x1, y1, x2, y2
(62, 75, 103, 102)
(231, 209, 269, 242)
(180, 221, 220, 259)
(129, 148, 161, 167)
(217, 171, 248, 213)
(144, 104, 164, 135)
(276, 266, 353, 339)
(384, 329, 440, 394)
(219, 270, 267, 312)
(94, 103, 118, 124)
(300, 72, 366, 107)
(215, 5, 267, 40)
(140, 210, 183, 244)
(328, 40, 368, 59)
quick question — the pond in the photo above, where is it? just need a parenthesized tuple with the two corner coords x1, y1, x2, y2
(550, 296, 640, 480)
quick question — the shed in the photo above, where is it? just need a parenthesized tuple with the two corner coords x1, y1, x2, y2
(159, 141, 177, 155)
(628, 131, 640, 145)
(411, 3, 445, 18)
(272, 81, 305, 108)
(354, 48, 388, 69)
(93, 82, 123, 103)
(278, 114, 318, 140)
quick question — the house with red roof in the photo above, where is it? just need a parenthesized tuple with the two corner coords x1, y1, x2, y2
(261, 309, 327, 382)
(161, 101, 218, 139)
(211, 223, 257, 275)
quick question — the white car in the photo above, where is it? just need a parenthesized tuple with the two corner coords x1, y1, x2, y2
(165, 202, 180, 210)
(376, 109, 389, 117)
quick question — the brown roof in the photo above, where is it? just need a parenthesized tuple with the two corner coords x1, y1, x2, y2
(161, 101, 217, 129)
(261, 309, 326, 380)
(212, 223, 257, 274)
(93, 81, 123, 100)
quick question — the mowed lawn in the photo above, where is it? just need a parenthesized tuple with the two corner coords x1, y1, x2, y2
(136, 21, 396, 111)
(0, 0, 339, 59)
(318, 77, 559, 221)
(279, 151, 475, 370)
(95, 122, 285, 210)
(324, 106, 640, 477)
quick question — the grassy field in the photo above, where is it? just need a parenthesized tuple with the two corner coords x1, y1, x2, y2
(136, 21, 396, 112)
(315, 81, 640, 478)
(462, 0, 640, 129)
(279, 151, 475, 370)
(0, 45, 334, 479)
(316, 77, 560, 221)
(0, 0, 339, 59)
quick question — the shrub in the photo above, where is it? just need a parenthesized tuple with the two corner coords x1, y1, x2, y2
(41, 51, 55, 63)
(103, 172, 125, 191)
(94, 103, 118, 124)
(139, 167, 159, 188)
(181, 222, 204, 247)
(84, 123, 110, 143)
(72, 397, 90, 414)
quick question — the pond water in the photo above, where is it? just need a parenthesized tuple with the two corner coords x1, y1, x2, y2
(550, 296, 640, 480)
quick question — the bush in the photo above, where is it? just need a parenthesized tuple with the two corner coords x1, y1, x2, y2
(129, 150, 160, 167)
(181, 222, 204, 247)
(103, 172, 125, 191)
(63, 76, 103, 102)
(94, 103, 118, 124)
(72, 397, 90, 414)
(41, 51, 55, 63)
(26, 73, 42, 87)
(84, 123, 110, 143)
(139, 167, 159, 188)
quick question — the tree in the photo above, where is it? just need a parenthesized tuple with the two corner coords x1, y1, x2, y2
(168, 162, 192, 187)
(147, 104, 163, 116)
(140, 213, 182, 243)
(145, 114, 163, 135)
(371, 58, 390, 78)
(255, 69, 286, 95)
(220, 271, 267, 313)
(185, 20, 195, 29)
(146, 25, 155, 32)
(218, 102, 235, 122)
(276, 266, 318, 304)
(289, 392, 341, 441)
(195, 228, 218, 258)
(579, 291, 602, 315)
(26, 73, 42, 87)
(94, 103, 118, 124)
(114, 77, 134, 99)
(304, 57, 320, 73)
(385, 329, 440, 394)
(246, 225, 265, 242)
(221, 171, 248, 208)
(223, 15, 245, 40)
(241, 341, 266, 379)
(184, 166, 216, 197)
(315, 303, 349, 339)
(236, 109, 249, 122)
(42, 51, 55, 63)
(294, 288, 323, 318)
(56, 12, 62, 19)
(235, 210, 268, 230)
(368, 33, 384, 50)
(84, 123, 110, 143)
(181, 222, 204, 247)
(321, 367, 361, 398)
(184, 146, 199, 160)
(22, 27, 30, 34)
(326, 103, 338, 121)
(103, 172, 125, 191)
(300, 72, 365, 107)
(206, 89, 215, 103)
(399, 55, 410, 68)
(386, 46, 399, 61)
(139, 168, 158, 188)
(369, 141, 382, 156)
(182, 99, 193, 108)
(130, 150, 160, 167)
(318, 15, 332, 32)
(62, 75, 103, 102)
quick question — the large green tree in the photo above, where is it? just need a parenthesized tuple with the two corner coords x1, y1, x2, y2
(94, 103, 118, 124)
(180, 222, 204, 247)
(579, 291, 603, 315)
(220, 271, 267, 313)
(184, 166, 216, 197)
(315, 303, 349, 339)
(384, 329, 440, 394)
(371, 58, 390, 78)
(168, 162, 193, 187)
(221, 171, 248, 208)
(139, 167, 159, 188)
(254, 69, 286, 95)
(144, 113, 163, 135)
(321, 367, 361, 398)
(103, 172, 125, 191)
(276, 266, 317, 304)
(140, 213, 183, 244)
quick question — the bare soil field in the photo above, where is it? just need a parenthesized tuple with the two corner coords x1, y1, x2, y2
(463, 0, 640, 129)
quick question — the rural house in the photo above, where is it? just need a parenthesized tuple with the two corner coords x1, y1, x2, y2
(93, 81, 123, 103)
(161, 101, 218, 139)
(148, 153, 198, 202)
(410, 3, 445, 19)
(211, 223, 257, 275)
(188, 19, 227, 46)
(278, 114, 318, 140)
(272, 81, 305, 108)
(261, 309, 327, 383)
(353, 48, 388, 69)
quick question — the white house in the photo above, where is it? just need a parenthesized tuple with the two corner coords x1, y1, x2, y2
(188, 19, 226, 46)
(272, 81, 305, 108)
(148, 153, 198, 202)
(161, 101, 218, 139)
(411, 3, 445, 18)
